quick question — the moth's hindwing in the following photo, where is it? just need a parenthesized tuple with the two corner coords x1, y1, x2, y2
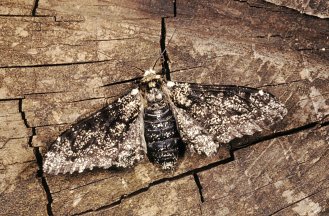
(164, 82, 287, 155)
(43, 89, 146, 175)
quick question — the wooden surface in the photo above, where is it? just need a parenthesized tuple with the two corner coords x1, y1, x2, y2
(0, 0, 328, 215)
(265, 0, 329, 18)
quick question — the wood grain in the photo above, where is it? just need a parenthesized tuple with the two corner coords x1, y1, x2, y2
(0, 0, 328, 215)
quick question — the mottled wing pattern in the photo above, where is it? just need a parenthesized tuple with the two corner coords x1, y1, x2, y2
(43, 90, 146, 175)
(164, 82, 287, 156)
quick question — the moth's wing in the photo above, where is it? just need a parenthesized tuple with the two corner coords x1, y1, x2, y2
(43, 89, 146, 175)
(163, 82, 287, 155)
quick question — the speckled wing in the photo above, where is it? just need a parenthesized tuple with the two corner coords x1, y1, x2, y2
(164, 82, 287, 156)
(43, 89, 146, 175)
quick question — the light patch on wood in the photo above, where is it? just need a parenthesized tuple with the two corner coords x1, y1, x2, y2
(0, 86, 10, 98)
(27, 48, 38, 55)
(134, 166, 152, 182)
(121, 179, 128, 189)
(309, 86, 329, 118)
(219, 207, 230, 216)
(72, 194, 82, 207)
(15, 26, 29, 37)
(77, 52, 88, 61)
(282, 189, 322, 215)
(299, 68, 313, 82)
(292, 198, 322, 216)
(274, 180, 284, 188)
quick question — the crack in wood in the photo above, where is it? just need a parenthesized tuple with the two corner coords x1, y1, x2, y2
(65, 96, 107, 104)
(255, 34, 293, 39)
(34, 147, 54, 216)
(173, 0, 177, 17)
(160, 17, 171, 80)
(193, 173, 205, 202)
(83, 37, 138, 42)
(72, 156, 235, 215)
(268, 185, 329, 216)
(0, 59, 112, 69)
(32, 0, 39, 16)
(51, 176, 113, 195)
(256, 79, 307, 88)
(229, 119, 329, 151)
(234, 0, 291, 14)
(24, 91, 66, 96)
(0, 14, 49, 17)
(100, 76, 141, 87)
(18, 98, 54, 215)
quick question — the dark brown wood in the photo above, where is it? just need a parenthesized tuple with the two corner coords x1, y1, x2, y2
(0, 0, 328, 215)
(265, 0, 329, 18)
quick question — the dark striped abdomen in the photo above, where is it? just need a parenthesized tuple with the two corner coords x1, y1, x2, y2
(144, 102, 184, 169)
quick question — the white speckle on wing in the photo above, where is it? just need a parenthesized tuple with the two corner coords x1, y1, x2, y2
(167, 81, 175, 87)
(131, 88, 139, 95)
(144, 69, 156, 77)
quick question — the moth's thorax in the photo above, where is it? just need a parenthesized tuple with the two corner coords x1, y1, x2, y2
(145, 87, 164, 104)
(141, 69, 162, 84)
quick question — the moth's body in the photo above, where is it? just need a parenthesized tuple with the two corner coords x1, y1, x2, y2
(142, 76, 184, 169)
(43, 69, 287, 175)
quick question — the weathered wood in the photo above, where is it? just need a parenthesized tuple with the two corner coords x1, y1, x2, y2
(0, 0, 35, 16)
(84, 175, 203, 216)
(199, 125, 328, 215)
(0, 0, 328, 215)
(265, 0, 329, 18)
(0, 100, 46, 215)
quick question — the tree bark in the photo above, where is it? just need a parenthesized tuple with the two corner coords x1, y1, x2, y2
(0, 0, 328, 215)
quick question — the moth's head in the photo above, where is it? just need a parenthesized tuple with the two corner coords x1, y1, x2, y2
(140, 69, 163, 89)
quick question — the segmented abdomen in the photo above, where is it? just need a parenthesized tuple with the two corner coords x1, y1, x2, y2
(144, 102, 184, 169)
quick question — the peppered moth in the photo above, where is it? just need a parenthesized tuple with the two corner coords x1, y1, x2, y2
(43, 69, 287, 175)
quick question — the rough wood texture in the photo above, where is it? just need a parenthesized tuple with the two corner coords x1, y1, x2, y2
(0, 0, 328, 215)
(265, 0, 329, 18)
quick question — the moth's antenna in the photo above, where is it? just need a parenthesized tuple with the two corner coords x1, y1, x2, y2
(152, 18, 176, 81)
(152, 28, 176, 70)
(97, 50, 144, 73)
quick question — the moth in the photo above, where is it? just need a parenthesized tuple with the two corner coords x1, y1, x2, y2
(43, 69, 287, 175)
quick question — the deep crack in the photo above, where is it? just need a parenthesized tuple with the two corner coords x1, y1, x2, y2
(34, 147, 54, 216)
(193, 173, 205, 202)
(19, 99, 54, 216)
(100, 76, 142, 87)
(160, 17, 171, 81)
(173, 0, 177, 17)
(32, 0, 39, 16)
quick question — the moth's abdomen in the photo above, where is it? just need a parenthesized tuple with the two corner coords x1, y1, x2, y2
(144, 102, 184, 169)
